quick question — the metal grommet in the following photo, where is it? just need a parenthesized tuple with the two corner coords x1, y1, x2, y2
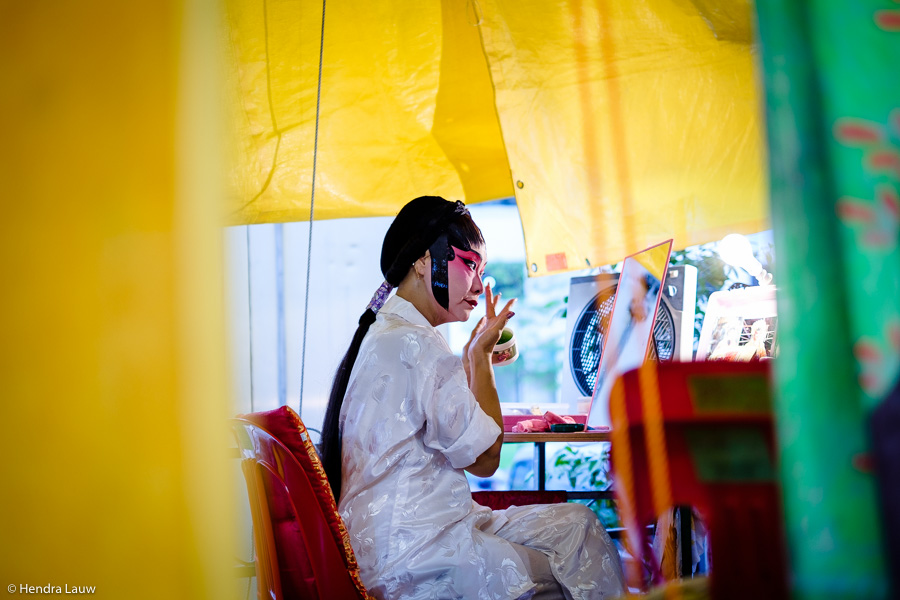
(516, 180, 524, 189)
(530, 263, 538, 273)
(585, 258, 591, 266)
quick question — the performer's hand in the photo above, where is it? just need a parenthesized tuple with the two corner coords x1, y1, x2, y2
(627, 273, 650, 321)
(629, 297, 648, 321)
(464, 283, 515, 371)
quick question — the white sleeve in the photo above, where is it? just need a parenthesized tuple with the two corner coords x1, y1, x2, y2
(421, 352, 502, 469)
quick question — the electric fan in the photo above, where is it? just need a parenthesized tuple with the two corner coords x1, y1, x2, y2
(562, 266, 697, 401)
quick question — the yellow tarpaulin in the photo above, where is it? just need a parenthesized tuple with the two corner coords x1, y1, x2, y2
(225, 0, 767, 273)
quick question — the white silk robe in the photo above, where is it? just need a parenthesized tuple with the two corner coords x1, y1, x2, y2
(339, 295, 625, 600)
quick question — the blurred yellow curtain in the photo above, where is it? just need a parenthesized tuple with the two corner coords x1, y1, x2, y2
(1, 2, 236, 598)
(225, 0, 767, 273)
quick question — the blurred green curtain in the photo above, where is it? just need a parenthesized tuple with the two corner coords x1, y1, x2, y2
(755, 2, 899, 598)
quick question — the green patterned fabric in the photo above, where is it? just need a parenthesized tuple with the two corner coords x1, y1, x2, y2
(755, 2, 899, 598)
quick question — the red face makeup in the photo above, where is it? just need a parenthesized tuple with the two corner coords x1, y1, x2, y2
(445, 245, 486, 322)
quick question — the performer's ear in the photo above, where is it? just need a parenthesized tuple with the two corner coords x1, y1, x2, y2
(413, 252, 430, 279)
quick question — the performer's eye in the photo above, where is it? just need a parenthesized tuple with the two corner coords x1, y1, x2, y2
(461, 258, 477, 271)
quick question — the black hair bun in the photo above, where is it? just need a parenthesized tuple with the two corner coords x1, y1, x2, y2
(380, 196, 474, 286)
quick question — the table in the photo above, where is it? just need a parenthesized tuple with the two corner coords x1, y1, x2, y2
(505, 431, 699, 578)
(503, 431, 695, 577)
(503, 431, 612, 498)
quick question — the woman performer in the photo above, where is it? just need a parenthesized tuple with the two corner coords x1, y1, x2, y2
(320, 196, 626, 600)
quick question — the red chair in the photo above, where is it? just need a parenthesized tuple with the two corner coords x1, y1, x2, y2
(232, 406, 372, 600)
(610, 360, 789, 599)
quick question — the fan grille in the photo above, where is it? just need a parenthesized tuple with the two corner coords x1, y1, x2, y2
(569, 286, 677, 397)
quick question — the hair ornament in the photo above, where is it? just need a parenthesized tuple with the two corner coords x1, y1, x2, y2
(453, 199, 470, 217)
(365, 280, 395, 313)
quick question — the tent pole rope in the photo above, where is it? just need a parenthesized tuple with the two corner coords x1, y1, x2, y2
(299, 0, 327, 416)
(246, 226, 255, 413)
(244, 225, 256, 596)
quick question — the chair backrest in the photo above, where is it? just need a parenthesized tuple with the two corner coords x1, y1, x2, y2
(232, 406, 370, 600)
(610, 360, 788, 600)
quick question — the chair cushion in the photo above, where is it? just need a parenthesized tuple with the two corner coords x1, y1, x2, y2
(241, 405, 369, 599)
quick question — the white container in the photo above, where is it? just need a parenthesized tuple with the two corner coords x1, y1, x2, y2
(492, 327, 518, 366)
